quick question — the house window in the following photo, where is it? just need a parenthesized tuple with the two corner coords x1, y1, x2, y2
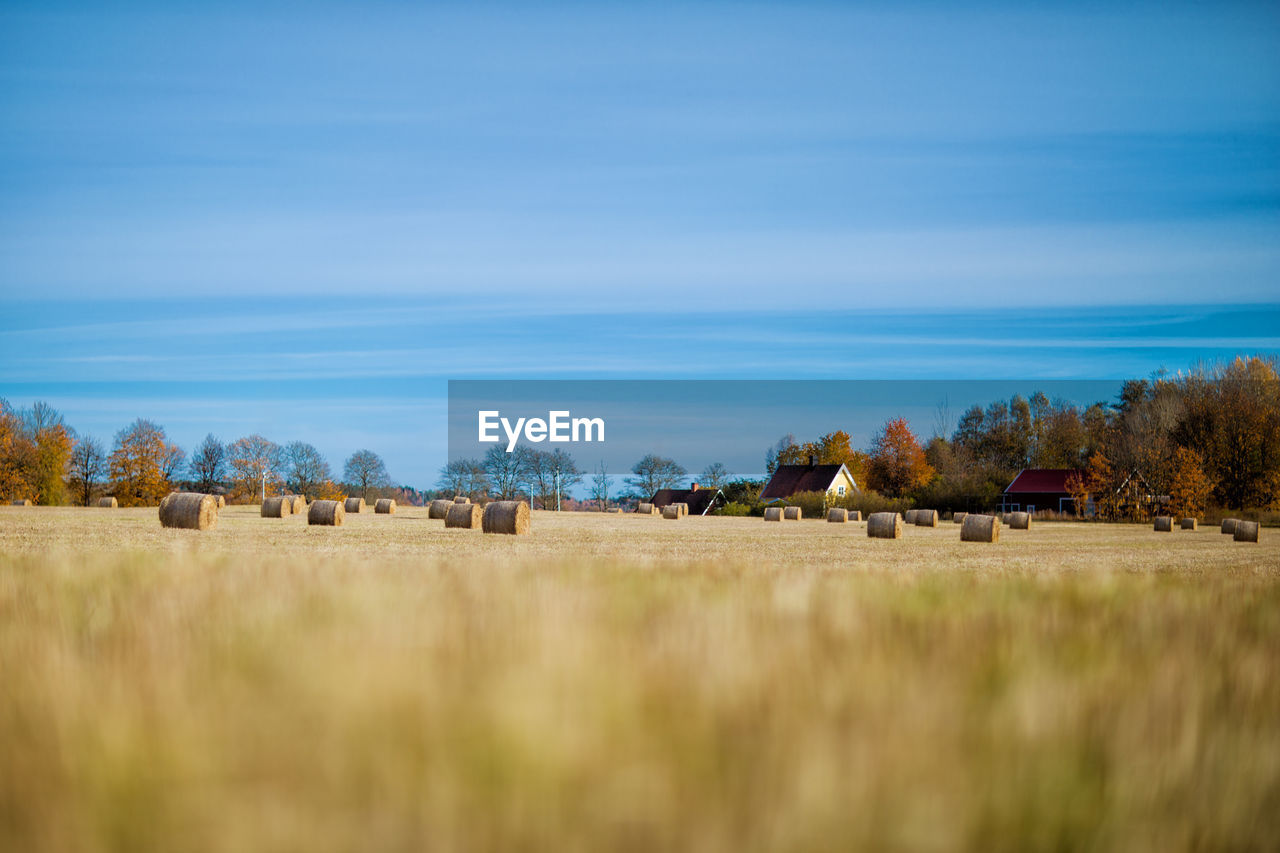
(837, 485, 846, 496)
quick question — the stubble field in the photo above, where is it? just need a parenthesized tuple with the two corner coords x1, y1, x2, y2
(2, 505, 1278, 851)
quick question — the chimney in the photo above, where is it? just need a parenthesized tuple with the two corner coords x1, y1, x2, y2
(808, 454, 817, 466)
(690, 483, 699, 492)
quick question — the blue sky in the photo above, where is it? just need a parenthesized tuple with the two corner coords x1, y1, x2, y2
(1, 1, 1278, 487)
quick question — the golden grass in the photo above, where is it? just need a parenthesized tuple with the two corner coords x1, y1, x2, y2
(1, 506, 1278, 851)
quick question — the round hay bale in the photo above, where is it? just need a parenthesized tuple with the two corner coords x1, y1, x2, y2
(288, 495, 305, 514)
(783, 506, 802, 521)
(867, 512, 902, 539)
(848, 510, 862, 522)
(961, 514, 1000, 543)
(672, 502, 688, 517)
(159, 492, 218, 530)
(308, 499, 344, 526)
(827, 507, 848, 523)
(261, 496, 292, 518)
(344, 497, 365, 514)
(1154, 516, 1174, 532)
(98, 497, 118, 508)
(763, 506, 784, 522)
(445, 502, 483, 529)
(607, 507, 622, 514)
(1221, 518, 1238, 535)
(662, 505, 682, 520)
(1007, 511, 1031, 530)
(953, 512, 968, 524)
(636, 502, 656, 515)
(1180, 517, 1198, 530)
(375, 498, 397, 514)
(453, 496, 471, 504)
(428, 499, 452, 519)
(904, 509, 919, 524)
(483, 500, 530, 535)
(11, 499, 31, 506)
(915, 509, 938, 527)
(1233, 520, 1260, 543)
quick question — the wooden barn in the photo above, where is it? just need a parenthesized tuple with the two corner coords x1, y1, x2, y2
(1000, 468, 1083, 515)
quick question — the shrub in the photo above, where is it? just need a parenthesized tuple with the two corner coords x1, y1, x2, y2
(833, 491, 913, 518)
(783, 491, 831, 519)
(715, 501, 754, 517)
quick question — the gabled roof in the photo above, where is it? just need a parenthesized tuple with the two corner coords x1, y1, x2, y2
(760, 463, 854, 501)
(651, 488, 723, 516)
(1115, 468, 1152, 494)
(1004, 468, 1083, 494)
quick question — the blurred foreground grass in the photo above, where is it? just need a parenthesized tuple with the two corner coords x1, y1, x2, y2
(2, 544, 1278, 852)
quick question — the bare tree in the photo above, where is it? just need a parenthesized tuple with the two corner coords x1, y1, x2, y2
(527, 449, 583, 510)
(765, 434, 796, 476)
(625, 454, 687, 499)
(68, 434, 107, 505)
(190, 434, 227, 493)
(545, 449, 582, 510)
(591, 461, 610, 510)
(465, 458, 490, 497)
(482, 445, 528, 500)
(344, 449, 391, 499)
(933, 396, 952, 440)
(283, 441, 331, 499)
(161, 443, 186, 482)
(697, 462, 730, 491)
(437, 458, 474, 497)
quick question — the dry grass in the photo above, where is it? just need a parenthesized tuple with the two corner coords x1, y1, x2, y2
(1, 506, 1278, 852)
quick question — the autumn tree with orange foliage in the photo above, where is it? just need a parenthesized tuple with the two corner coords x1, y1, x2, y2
(228, 434, 281, 502)
(1171, 357, 1280, 510)
(773, 430, 868, 485)
(0, 399, 36, 501)
(865, 418, 934, 498)
(1083, 450, 1121, 521)
(109, 418, 176, 506)
(1064, 469, 1090, 518)
(1167, 447, 1214, 519)
(23, 402, 74, 505)
(0, 399, 74, 504)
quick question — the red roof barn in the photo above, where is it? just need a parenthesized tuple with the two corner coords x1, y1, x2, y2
(1001, 468, 1084, 514)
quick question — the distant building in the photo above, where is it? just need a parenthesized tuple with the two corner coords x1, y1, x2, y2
(1114, 469, 1168, 518)
(760, 457, 858, 503)
(1000, 468, 1084, 514)
(650, 483, 725, 516)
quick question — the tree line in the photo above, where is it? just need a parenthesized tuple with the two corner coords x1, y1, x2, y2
(0, 402, 398, 506)
(6, 356, 1277, 516)
(750, 356, 1280, 518)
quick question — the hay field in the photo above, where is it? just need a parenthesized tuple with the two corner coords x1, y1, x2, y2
(2, 505, 1278, 851)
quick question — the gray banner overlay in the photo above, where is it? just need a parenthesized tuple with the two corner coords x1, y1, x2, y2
(448, 380, 1119, 477)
